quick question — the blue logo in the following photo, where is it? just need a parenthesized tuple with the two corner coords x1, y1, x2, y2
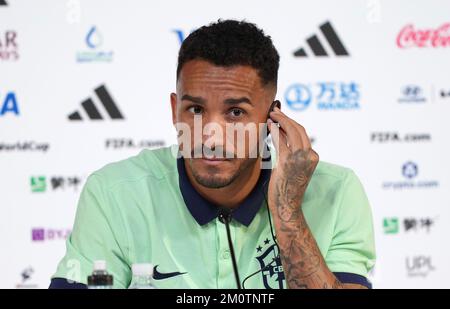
(173, 28, 196, 45)
(383, 161, 438, 190)
(76, 26, 113, 63)
(1, 91, 19, 116)
(173, 29, 186, 45)
(402, 161, 418, 179)
(285, 82, 360, 111)
(85, 26, 103, 49)
(284, 84, 312, 111)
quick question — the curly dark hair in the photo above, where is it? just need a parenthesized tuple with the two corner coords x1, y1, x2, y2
(177, 19, 280, 87)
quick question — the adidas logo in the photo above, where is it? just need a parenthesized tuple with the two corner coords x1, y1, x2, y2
(294, 21, 349, 57)
(68, 84, 124, 121)
(440, 89, 450, 98)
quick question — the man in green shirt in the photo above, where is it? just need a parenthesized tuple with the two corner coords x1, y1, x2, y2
(50, 20, 375, 289)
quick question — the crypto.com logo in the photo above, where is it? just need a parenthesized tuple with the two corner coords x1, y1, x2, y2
(171, 116, 280, 169)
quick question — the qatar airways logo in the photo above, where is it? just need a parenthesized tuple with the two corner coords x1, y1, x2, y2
(397, 23, 450, 48)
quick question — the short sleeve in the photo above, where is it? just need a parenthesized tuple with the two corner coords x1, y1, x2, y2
(51, 174, 131, 288)
(325, 170, 376, 278)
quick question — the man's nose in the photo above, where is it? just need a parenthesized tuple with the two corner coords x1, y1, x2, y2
(202, 115, 227, 149)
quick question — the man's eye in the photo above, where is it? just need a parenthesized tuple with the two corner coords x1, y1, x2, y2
(229, 108, 245, 117)
(188, 106, 203, 114)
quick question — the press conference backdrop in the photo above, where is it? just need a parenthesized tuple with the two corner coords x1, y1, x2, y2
(1, 0, 449, 289)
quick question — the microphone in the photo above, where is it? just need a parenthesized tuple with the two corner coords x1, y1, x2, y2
(217, 207, 242, 289)
(218, 207, 232, 224)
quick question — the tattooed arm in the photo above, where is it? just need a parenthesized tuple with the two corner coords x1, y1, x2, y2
(272, 188, 365, 289)
(267, 107, 367, 289)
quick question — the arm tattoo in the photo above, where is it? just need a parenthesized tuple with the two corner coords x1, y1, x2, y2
(275, 150, 315, 223)
(271, 149, 355, 289)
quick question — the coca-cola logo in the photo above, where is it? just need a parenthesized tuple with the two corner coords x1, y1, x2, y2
(397, 23, 450, 48)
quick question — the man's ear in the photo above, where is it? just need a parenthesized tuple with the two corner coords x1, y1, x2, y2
(170, 92, 177, 126)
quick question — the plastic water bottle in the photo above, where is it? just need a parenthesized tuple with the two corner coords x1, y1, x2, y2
(128, 263, 156, 289)
(87, 260, 113, 289)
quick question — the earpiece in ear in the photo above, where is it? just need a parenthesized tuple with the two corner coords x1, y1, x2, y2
(268, 100, 281, 118)
(265, 100, 281, 140)
(273, 100, 281, 111)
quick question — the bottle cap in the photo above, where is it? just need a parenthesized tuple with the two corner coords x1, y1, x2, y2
(131, 263, 153, 276)
(93, 260, 107, 271)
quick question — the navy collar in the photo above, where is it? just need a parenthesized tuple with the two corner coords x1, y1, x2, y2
(177, 157, 271, 226)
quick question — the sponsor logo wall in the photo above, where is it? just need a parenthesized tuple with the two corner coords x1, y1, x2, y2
(1, 0, 449, 288)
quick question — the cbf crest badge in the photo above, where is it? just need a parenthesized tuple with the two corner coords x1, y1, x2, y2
(255, 238, 286, 289)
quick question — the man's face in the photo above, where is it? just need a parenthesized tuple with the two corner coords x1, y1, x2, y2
(171, 59, 276, 189)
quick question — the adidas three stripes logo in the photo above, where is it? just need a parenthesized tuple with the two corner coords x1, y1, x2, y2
(294, 21, 350, 57)
(68, 85, 124, 121)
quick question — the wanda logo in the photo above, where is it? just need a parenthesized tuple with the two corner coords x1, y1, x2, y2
(396, 23, 450, 48)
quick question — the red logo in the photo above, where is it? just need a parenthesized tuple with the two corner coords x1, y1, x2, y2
(397, 23, 450, 48)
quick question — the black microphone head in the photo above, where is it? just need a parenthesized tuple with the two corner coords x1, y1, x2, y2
(217, 207, 232, 224)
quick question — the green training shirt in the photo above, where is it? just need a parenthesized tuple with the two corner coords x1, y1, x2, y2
(51, 145, 376, 289)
